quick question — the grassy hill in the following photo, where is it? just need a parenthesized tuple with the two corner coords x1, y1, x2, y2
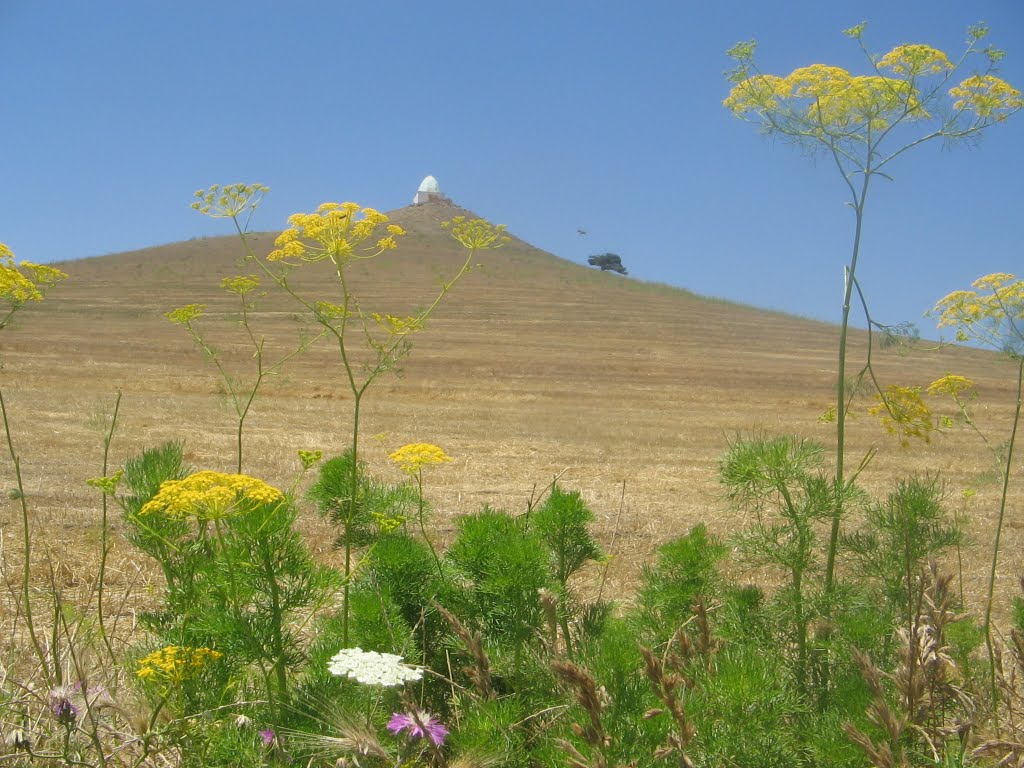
(2, 199, 1019, 606)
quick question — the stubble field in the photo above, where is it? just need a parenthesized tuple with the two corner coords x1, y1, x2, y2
(1, 200, 1020, 621)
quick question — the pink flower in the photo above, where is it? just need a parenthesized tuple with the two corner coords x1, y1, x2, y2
(387, 711, 448, 746)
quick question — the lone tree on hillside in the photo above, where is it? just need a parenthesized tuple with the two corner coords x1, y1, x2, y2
(588, 253, 628, 275)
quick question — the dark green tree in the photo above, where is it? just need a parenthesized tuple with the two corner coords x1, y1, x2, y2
(587, 253, 628, 275)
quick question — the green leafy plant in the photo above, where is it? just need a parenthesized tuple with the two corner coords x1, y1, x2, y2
(117, 444, 339, 720)
(722, 434, 839, 693)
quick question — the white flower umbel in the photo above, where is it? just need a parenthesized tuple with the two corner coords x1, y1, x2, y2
(328, 647, 424, 687)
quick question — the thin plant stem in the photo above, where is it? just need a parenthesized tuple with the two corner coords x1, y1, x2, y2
(96, 389, 122, 667)
(984, 353, 1024, 701)
(0, 387, 48, 678)
(416, 469, 444, 579)
(825, 169, 870, 593)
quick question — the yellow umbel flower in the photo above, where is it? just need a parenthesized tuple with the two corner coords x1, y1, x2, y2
(137, 645, 223, 684)
(932, 273, 1024, 346)
(782, 65, 924, 130)
(86, 470, 124, 496)
(868, 385, 934, 447)
(298, 449, 322, 470)
(221, 275, 259, 295)
(723, 74, 791, 115)
(949, 75, 1023, 118)
(192, 183, 269, 219)
(371, 313, 424, 336)
(927, 374, 975, 398)
(165, 304, 206, 324)
(441, 217, 509, 250)
(389, 443, 453, 475)
(877, 44, 953, 76)
(267, 202, 404, 265)
(140, 470, 284, 520)
(0, 244, 68, 306)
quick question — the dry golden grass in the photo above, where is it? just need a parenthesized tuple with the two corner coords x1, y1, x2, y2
(1, 199, 1021, 623)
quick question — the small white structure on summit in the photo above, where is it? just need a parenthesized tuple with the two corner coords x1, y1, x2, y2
(413, 175, 448, 205)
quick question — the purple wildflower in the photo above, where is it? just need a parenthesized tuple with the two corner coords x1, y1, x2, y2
(259, 728, 276, 746)
(48, 684, 80, 725)
(387, 711, 448, 746)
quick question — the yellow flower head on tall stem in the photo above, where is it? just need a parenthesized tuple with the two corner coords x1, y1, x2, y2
(441, 217, 509, 250)
(0, 243, 68, 306)
(165, 303, 206, 325)
(221, 275, 259, 295)
(140, 470, 284, 520)
(389, 443, 453, 475)
(781, 65, 923, 130)
(192, 183, 269, 219)
(267, 203, 406, 265)
(723, 74, 791, 115)
(949, 75, 1024, 118)
(927, 374, 976, 398)
(932, 273, 1023, 347)
(877, 44, 953, 76)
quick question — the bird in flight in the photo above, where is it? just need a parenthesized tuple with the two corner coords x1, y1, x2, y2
(577, 228, 588, 236)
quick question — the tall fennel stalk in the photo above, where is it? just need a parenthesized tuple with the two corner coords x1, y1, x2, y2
(193, 186, 507, 643)
(724, 23, 1022, 590)
(0, 244, 68, 677)
(930, 272, 1024, 698)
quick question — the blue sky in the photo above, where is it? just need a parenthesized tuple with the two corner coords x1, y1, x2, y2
(1, 1, 1021, 333)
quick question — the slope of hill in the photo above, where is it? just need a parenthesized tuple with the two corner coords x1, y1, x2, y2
(3, 200, 1020, 605)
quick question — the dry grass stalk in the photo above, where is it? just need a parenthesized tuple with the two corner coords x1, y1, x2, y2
(539, 587, 560, 657)
(639, 642, 696, 768)
(434, 602, 495, 700)
(846, 563, 976, 767)
(552, 660, 611, 768)
(844, 650, 909, 768)
(972, 582, 1024, 766)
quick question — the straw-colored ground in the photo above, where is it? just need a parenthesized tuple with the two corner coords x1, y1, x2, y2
(1, 199, 1021, 625)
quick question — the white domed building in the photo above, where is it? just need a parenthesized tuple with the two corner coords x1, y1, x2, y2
(413, 175, 449, 205)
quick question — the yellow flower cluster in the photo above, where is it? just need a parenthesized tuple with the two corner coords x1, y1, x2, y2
(949, 75, 1024, 118)
(726, 62, 924, 131)
(140, 470, 284, 520)
(314, 301, 352, 321)
(877, 44, 953, 76)
(932, 272, 1024, 346)
(86, 470, 124, 496)
(441, 217, 510, 250)
(192, 183, 269, 219)
(267, 202, 406, 265)
(371, 313, 424, 336)
(725, 38, 1024, 132)
(137, 645, 223, 684)
(868, 385, 934, 447)
(298, 449, 322, 470)
(372, 510, 406, 534)
(165, 303, 206, 325)
(221, 275, 259, 295)
(389, 443, 453, 475)
(722, 74, 790, 115)
(927, 374, 975, 398)
(0, 243, 68, 305)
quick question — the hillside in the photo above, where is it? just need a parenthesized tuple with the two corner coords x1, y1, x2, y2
(2, 200, 1020, 606)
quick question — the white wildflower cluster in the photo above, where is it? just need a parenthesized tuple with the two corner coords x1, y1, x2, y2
(327, 647, 424, 687)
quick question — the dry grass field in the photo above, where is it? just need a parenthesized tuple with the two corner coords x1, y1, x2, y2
(1, 199, 1021, 622)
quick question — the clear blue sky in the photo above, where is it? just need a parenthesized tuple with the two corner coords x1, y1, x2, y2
(2, 1, 1021, 332)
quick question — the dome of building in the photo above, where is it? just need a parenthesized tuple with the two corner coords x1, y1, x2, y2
(417, 175, 441, 193)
